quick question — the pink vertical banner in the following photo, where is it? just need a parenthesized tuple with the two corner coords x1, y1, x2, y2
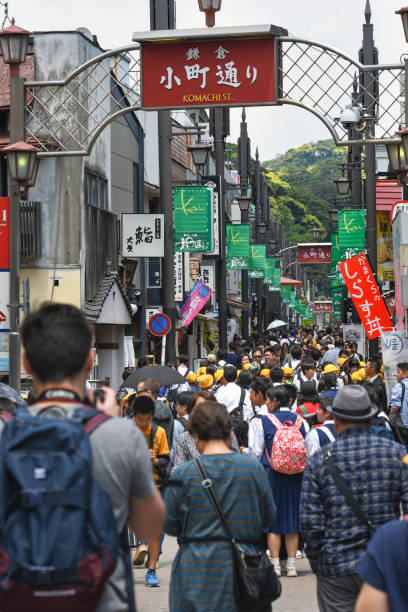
(179, 279, 212, 327)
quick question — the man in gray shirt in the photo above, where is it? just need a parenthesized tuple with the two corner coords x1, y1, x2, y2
(12, 303, 166, 612)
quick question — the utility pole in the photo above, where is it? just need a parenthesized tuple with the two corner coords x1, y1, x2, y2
(213, 107, 228, 352)
(361, 0, 379, 355)
(238, 108, 250, 340)
(150, 0, 177, 363)
(254, 148, 263, 338)
(8, 77, 24, 391)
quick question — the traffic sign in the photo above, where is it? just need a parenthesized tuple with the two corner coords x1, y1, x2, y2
(148, 312, 171, 337)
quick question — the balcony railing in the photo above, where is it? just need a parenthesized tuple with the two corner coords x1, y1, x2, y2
(20, 201, 42, 260)
(85, 204, 118, 301)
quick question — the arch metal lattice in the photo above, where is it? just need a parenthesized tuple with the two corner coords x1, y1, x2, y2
(23, 37, 405, 156)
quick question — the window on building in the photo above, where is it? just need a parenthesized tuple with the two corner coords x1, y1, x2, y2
(86, 171, 108, 209)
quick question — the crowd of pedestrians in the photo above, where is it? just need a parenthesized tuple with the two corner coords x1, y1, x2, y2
(0, 305, 407, 611)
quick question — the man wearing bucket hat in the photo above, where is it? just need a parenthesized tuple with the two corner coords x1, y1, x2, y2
(300, 385, 408, 612)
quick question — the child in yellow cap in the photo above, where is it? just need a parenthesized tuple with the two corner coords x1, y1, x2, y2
(283, 367, 293, 383)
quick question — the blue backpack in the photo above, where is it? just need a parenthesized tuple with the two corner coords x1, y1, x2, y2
(0, 404, 120, 612)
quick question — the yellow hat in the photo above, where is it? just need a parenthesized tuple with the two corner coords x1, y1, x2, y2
(199, 374, 214, 389)
(283, 367, 293, 376)
(197, 366, 207, 377)
(323, 363, 338, 374)
(214, 369, 224, 383)
(187, 372, 198, 384)
(351, 368, 366, 382)
(360, 361, 366, 367)
(260, 368, 271, 378)
(337, 357, 348, 368)
(243, 362, 251, 371)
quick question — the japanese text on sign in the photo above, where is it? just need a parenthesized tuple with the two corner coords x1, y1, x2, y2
(339, 253, 393, 339)
(121, 214, 164, 258)
(298, 244, 331, 264)
(141, 37, 276, 109)
(314, 302, 333, 312)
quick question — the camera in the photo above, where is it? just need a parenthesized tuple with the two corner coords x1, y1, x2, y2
(339, 104, 361, 128)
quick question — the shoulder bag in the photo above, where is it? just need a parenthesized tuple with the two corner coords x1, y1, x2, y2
(321, 448, 375, 535)
(194, 457, 281, 610)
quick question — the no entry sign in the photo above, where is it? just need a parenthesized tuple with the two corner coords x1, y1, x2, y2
(148, 313, 172, 337)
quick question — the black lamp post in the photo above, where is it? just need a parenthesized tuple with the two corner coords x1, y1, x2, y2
(237, 195, 251, 212)
(197, 0, 222, 27)
(187, 143, 212, 168)
(334, 165, 352, 196)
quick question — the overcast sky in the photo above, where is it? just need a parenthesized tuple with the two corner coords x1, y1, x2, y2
(10, 0, 408, 160)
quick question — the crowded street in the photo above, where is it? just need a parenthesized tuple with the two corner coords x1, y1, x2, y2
(0, 0, 407, 611)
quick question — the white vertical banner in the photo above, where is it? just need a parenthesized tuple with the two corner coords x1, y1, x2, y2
(174, 252, 184, 301)
(381, 330, 408, 402)
(201, 263, 215, 308)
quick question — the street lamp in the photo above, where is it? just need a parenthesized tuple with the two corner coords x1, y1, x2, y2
(237, 195, 251, 212)
(187, 143, 212, 167)
(329, 209, 338, 223)
(0, 18, 31, 77)
(3, 140, 40, 187)
(312, 227, 321, 241)
(258, 221, 267, 235)
(334, 165, 351, 195)
(197, 0, 222, 27)
(396, 6, 408, 42)
(385, 133, 408, 182)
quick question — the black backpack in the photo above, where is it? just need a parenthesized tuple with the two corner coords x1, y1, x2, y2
(230, 388, 248, 446)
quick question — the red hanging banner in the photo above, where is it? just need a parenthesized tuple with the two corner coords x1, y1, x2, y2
(338, 253, 393, 339)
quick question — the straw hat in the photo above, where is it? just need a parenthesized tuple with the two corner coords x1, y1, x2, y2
(199, 374, 214, 389)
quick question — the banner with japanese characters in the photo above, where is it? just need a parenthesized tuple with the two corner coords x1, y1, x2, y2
(121, 213, 164, 257)
(381, 330, 408, 401)
(297, 243, 331, 264)
(141, 37, 277, 110)
(248, 244, 266, 278)
(338, 209, 366, 248)
(173, 186, 212, 252)
(226, 223, 250, 269)
(179, 278, 212, 328)
(339, 253, 393, 339)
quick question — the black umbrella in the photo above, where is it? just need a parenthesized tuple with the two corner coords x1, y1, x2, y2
(123, 365, 186, 389)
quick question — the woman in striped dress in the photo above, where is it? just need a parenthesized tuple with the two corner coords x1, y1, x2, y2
(164, 401, 276, 612)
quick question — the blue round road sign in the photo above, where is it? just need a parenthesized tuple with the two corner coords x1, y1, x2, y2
(149, 312, 172, 337)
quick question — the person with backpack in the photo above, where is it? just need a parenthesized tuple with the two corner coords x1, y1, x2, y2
(3, 303, 165, 612)
(136, 378, 174, 450)
(131, 394, 169, 587)
(389, 362, 408, 449)
(244, 385, 308, 577)
(300, 385, 408, 612)
(305, 397, 337, 456)
(215, 365, 253, 444)
(293, 359, 318, 391)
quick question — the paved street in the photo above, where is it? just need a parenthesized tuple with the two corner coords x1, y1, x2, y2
(134, 537, 319, 611)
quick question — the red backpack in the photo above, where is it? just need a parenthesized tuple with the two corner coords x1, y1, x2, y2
(264, 413, 306, 475)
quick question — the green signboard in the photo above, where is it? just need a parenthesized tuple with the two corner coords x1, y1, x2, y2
(338, 209, 365, 248)
(248, 244, 266, 278)
(226, 223, 250, 269)
(173, 185, 212, 252)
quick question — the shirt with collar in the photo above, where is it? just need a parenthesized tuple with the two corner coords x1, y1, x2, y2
(300, 427, 408, 577)
(215, 382, 252, 423)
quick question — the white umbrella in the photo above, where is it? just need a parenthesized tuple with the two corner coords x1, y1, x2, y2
(267, 319, 287, 330)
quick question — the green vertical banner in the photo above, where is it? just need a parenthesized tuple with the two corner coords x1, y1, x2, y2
(248, 244, 266, 278)
(173, 185, 212, 252)
(226, 223, 250, 269)
(338, 209, 365, 248)
(264, 258, 275, 284)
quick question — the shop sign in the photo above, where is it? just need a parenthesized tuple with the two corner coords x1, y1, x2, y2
(121, 213, 164, 257)
(314, 302, 332, 312)
(226, 223, 250, 269)
(338, 209, 365, 248)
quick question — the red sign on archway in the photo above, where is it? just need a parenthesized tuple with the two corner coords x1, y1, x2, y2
(141, 36, 277, 110)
